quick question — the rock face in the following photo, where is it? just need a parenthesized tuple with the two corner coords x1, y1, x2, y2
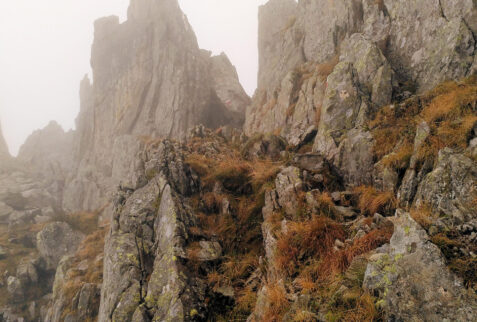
(209, 52, 251, 122)
(384, 0, 475, 92)
(364, 210, 476, 321)
(62, 0, 249, 213)
(244, 0, 476, 179)
(415, 148, 477, 224)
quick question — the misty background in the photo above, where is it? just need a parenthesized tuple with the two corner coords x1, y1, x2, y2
(0, 0, 267, 155)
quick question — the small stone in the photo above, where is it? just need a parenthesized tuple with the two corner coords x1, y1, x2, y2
(0, 246, 7, 259)
(293, 153, 327, 173)
(354, 230, 366, 240)
(334, 206, 357, 220)
(7, 276, 24, 299)
(335, 239, 345, 248)
(197, 241, 222, 261)
(331, 192, 341, 202)
(428, 226, 438, 236)
(216, 285, 235, 299)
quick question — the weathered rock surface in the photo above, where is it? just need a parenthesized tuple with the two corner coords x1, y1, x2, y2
(384, 0, 475, 92)
(415, 148, 477, 224)
(99, 140, 206, 321)
(364, 210, 477, 321)
(241, 133, 286, 161)
(36, 222, 84, 269)
(208, 52, 251, 122)
(245, 0, 476, 147)
(7, 276, 24, 300)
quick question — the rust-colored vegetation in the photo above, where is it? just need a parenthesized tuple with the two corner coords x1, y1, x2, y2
(370, 76, 477, 167)
(353, 186, 397, 216)
(262, 283, 290, 321)
(185, 135, 286, 320)
(275, 216, 345, 276)
(61, 225, 107, 321)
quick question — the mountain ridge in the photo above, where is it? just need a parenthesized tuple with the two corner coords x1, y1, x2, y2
(0, 0, 476, 321)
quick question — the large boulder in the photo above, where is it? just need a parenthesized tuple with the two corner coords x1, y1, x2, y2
(339, 33, 394, 108)
(364, 210, 476, 321)
(244, 0, 477, 145)
(76, 283, 101, 320)
(36, 222, 84, 269)
(256, 0, 302, 95)
(397, 121, 432, 207)
(414, 148, 477, 224)
(334, 129, 375, 187)
(274, 166, 304, 217)
(7, 276, 24, 300)
(16, 260, 39, 285)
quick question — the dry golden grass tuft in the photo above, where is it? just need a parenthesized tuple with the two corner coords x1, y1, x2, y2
(63, 211, 100, 235)
(353, 186, 397, 216)
(275, 216, 345, 276)
(219, 253, 259, 283)
(410, 205, 434, 230)
(341, 292, 381, 322)
(371, 76, 477, 166)
(186, 153, 211, 177)
(291, 310, 318, 322)
(313, 191, 339, 218)
(380, 143, 413, 170)
(369, 105, 417, 161)
(262, 283, 290, 321)
(325, 225, 394, 276)
(235, 286, 258, 315)
(250, 161, 282, 193)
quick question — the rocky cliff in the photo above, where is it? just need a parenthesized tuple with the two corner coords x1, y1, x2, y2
(62, 0, 250, 214)
(245, 0, 476, 147)
(1, 0, 477, 321)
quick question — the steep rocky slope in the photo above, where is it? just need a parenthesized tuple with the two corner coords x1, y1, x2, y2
(1, 0, 477, 321)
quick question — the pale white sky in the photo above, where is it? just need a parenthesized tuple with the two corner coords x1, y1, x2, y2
(0, 0, 267, 155)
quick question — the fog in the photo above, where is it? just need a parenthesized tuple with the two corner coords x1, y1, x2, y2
(0, 0, 267, 156)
